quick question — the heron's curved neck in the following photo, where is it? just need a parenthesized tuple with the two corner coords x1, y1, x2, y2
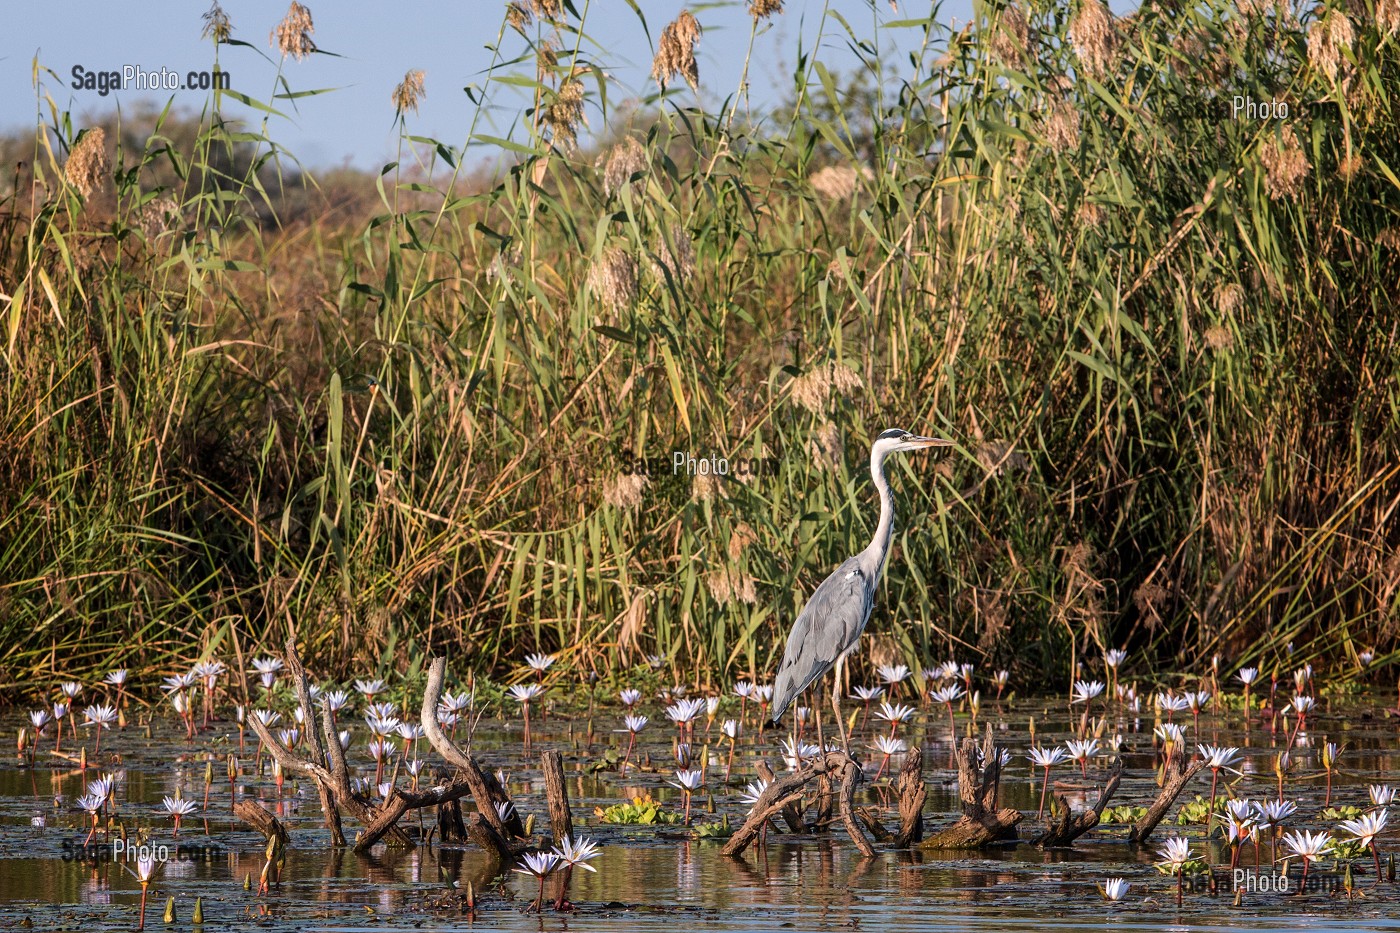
(866, 445, 896, 574)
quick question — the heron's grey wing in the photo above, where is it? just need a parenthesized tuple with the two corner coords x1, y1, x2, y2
(770, 556, 872, 721)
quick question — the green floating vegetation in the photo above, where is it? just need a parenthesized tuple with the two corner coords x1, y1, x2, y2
(1102, 804, 1148, 824)
(693, 815, 734, 839)
(1175, 795, 1232, 825)
(595, 793, 684, 826)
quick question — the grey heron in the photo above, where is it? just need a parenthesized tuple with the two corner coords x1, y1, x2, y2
(770, 428, 952, 750)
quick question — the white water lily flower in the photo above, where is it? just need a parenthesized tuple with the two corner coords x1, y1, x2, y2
(1100, 877, 1129, 901)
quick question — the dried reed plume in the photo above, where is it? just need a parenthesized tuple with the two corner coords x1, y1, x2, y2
(1061, 541, 1095, 579)
(1074, 201, 1104, 229)
(655, 224, 697, 283)
(789, 361, 863, 412)
(653, 11, 702, 90)
(1214, 282, 1244, 316)
(810, 420, 844, 468)
(989, 4, 1031, 66)
(543, 77, 585, 150)
(536, 42, 558, 81)
(138, 197, 179, 240)
(1259, 125, 1311, 201)
(1070, 0, 1117, 80)
(692, 472, 728, 501)
(1133, 580, 1169, 630)
(530, 0, 562, 21)
(1043, 102, 1081, 153)
(599, 137, 647, 197)
(66, 129, 109, 199)
(1234, 0, 1284, 17)
(975, 440, 1029, 476)
(707, 567, 757, 606)
(506, 2, 532, 31)
(391, 70, 426, 115)
(602, 474, 648, 510)
(1379, 0, 1400, 37)
(587, 246, 639, 311)
(727, 523, 758, 560)
(749, 0, 784, 20)
(201, 2, 233, 43)
(1203, 325, 1234, 351)
(809, 164, 871, 201)
(271, 2, 316, 61)
(1306, 10, 1355, 82)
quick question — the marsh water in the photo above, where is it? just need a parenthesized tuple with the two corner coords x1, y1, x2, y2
(4, 695, 1399, 932)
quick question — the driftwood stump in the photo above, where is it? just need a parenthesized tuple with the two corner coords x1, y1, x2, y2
(893, 745, 926, 847)
(921, 726, 1021, 848)
(1031, 758, 1122, 847)
(542, 749, 574, 843)
(723, 750, 874, 858)
(437, 794, 468, 843)
(1129, 745, 1205, 845)
(855, 744, 927, 847)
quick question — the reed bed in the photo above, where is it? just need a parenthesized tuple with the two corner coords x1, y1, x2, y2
(1, 0, 1398, 692)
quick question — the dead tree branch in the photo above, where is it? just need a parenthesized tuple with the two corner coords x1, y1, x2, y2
(723, 750, 871, 858)
(246, 661, 413, 847)
(1130, 746, 1204, 845)
(1031, 757, 1123, 847)
(421, 656, 526, 838)
(285, 637, 344, 846)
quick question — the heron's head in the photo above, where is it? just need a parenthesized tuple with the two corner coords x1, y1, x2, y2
(874, 428, 954, 455)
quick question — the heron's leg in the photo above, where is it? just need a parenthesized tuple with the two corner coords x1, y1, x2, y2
(811, 685, 824, 756)
(831, 654, 849, 753)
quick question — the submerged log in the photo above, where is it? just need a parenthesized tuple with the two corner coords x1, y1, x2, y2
(921, 725, 1021, 849)
(1031, 757, 1123, 848)
(354, 779, 480, 853)
(1129, 745, 1205, 845)
(855, 807, 895, 843)
(464, 813, 517, 867)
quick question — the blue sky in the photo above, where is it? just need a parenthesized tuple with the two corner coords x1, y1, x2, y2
(4, 0, 977, 170)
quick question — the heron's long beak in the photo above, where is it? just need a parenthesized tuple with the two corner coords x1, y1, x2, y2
(910, 436, 954, 448)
